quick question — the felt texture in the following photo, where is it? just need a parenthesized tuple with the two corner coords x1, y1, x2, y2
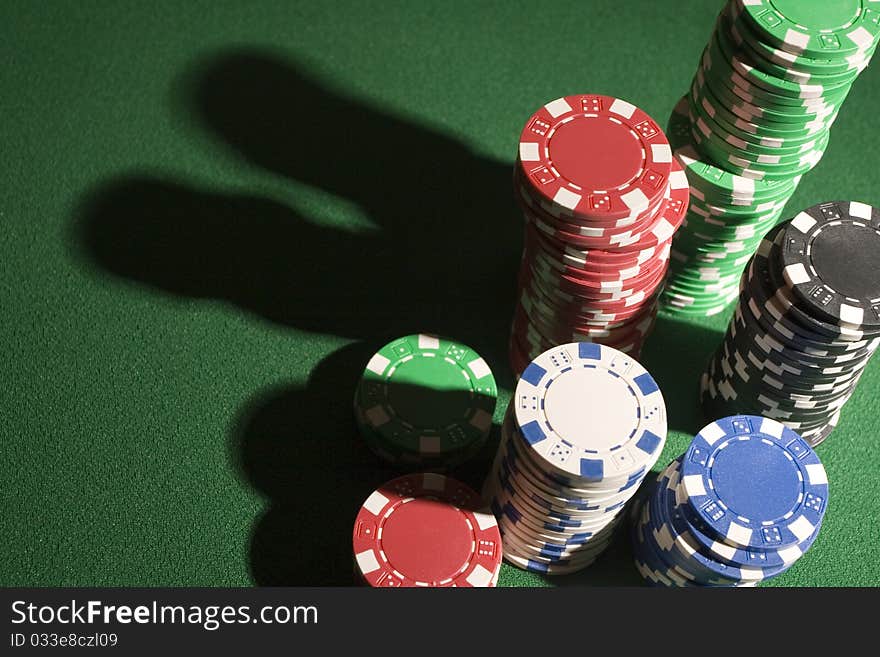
(2, 0, 878, 587)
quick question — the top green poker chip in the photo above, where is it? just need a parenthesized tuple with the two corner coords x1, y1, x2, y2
(735, 0, 880, 59)
(356, 334, 497, 462)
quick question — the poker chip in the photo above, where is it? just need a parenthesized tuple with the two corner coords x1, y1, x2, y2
(630, 416, 829, 587)
(517, 94, 672, 222)
(510, 95, 685, 370)
(661, 1, 880, 317)
(484, 342, 667, 575)
(353, 473, 503, 587)
(779, 202, 880, 328)
(735, 0, 880, 58)
(354, 334, 497, 468)
(700, 204, 880, 446)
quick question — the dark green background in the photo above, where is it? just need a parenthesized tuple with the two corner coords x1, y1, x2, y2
(3, 0, 878, 587)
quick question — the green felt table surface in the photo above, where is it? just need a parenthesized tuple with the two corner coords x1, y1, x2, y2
(3, 0, 879, 587)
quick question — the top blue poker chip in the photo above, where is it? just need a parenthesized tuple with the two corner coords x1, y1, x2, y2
(681, 415, 829, 550)
(513, 342, 667, 483)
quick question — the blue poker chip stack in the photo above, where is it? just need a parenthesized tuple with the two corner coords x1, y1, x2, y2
(483, 342, 668, 575)
(630, 415, 829, 587)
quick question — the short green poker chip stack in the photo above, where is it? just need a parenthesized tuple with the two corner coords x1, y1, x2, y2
(662, 0, 880, 316)
(353, 334, 497, 469)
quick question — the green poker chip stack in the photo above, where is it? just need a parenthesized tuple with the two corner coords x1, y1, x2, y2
(662, 0, 880, 317)
(353, 333, 497, 469)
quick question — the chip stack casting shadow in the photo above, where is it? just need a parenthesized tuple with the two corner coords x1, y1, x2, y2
(354, 334, 497, 468)
(353, 473, 503, 587)
(701, 201, 880, 446)
(630, 415, 828, 587)
(484, 342, 667, 575)
(662, 0, 880, 316)
(509, 94, 688, 375)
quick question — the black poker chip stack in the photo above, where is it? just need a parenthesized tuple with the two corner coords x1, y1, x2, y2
(701, 200, 880, 447)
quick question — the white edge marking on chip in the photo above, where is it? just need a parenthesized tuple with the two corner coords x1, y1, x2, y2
(473, 510, 497, 531)
(805, 463, 828, 486)
(840, 303, 864, 325)
(847, 51, 869, 69)
(789, 516, 815, 542)
(366, 353, 391, 375)
(676, 534, 697, 557)
(701, 97, 715, 117)
(469, 408, 492, 433)
(651, 143, 672, 163)
(355, 549, 381, 574)
(519, 142, 540, 162)
(682, 474, 706, 497)
(711, 540, 737, 561)
(790, 211, 815, 234)
(363, 491, 390, 516)
(777, 544, 803, 564)
(418, 334, 440, 350)
(733, 117, 753, 133)
(422, 472, 445, 490)
(784, 263, 811, 286)
(626, 290, 644, 306)
(731, 176, 755, 195)
(799, 83, 823, 100)
(849, 200, 872, 220)
(738, 566, 763, 581)
(776, 49, 796, 65)
(419, 436, 441, 454)
(654, 525, 674, 551)
(621, 188, 649, 213)
(700, 421, 726, 445)
(652, 218, 675, 243)
(759, 417, 785, 439)
(554, 187, 581, 210)
(727, 522, 752, 546)
(467, 356, 491, 380)
(848, 26, 874, 50)
(465, 564, 493, 587)
(544, 97, 572, 118)
(670, 169, 688, 189)
(609, 97, 636, 119)
(674, 483, 687, 506)
(783, 28, 809, 51)
(365, 405, 390, 428)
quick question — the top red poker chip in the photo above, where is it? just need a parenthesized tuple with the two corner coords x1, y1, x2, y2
(352, 473, 502, 587)
(518, 95, 673, 221)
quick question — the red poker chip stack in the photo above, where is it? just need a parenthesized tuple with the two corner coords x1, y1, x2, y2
(509, 94, 688, 373)
(352, 473, 503, 587)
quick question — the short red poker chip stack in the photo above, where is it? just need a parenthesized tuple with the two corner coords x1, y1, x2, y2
(510, 94, 688, 374)
(352, 473, 503, 587)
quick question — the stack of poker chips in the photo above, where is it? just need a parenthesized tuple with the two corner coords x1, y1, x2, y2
(484, 342, 667, 575)
(630, 415, 828, 587)
(663, 0, 880, 316)
(353, 473, 502, 587)
(509, 94, 688, 374)
(701, 202, 880, 447)
(353, 334, 497, 468)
